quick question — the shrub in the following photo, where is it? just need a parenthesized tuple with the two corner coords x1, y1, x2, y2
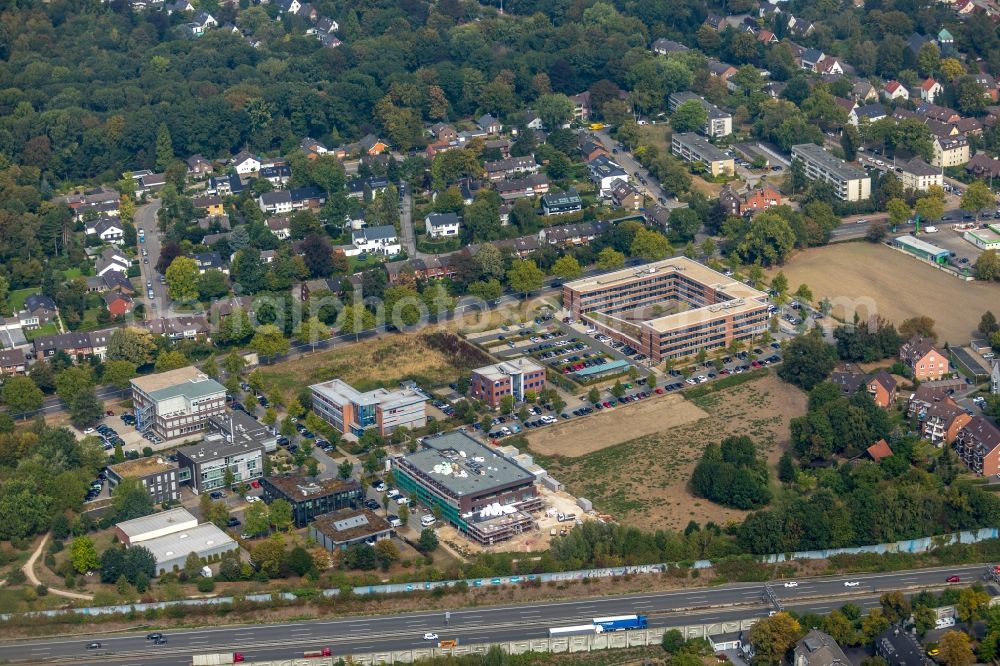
(196, 577, 215, 593)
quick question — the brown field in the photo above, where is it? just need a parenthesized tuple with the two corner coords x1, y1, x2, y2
(533, 373, 807, 531)
(528, 393, 708, 457)
(770, 243, 1000, 344)
(257, 329, 488, 402)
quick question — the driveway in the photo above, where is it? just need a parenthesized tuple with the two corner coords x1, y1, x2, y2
(591, 129, 686, 210)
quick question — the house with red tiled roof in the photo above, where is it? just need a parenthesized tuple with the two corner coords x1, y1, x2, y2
(955, 416, 1000, 476)
(757, 29, 777, 45)
(866, 439, 893, 462)
(919, 396, 971, 445)
(883, 80, 909, 101)
(920, 78, 944, 103)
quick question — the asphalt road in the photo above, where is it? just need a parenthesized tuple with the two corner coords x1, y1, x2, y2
(4, 564, 987, 665)
(136, 200, 165, 315)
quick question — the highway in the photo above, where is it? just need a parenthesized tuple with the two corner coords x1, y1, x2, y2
(2, 564, 987, 665)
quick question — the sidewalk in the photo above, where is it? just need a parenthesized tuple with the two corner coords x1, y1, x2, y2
(22, 534, 94, 601)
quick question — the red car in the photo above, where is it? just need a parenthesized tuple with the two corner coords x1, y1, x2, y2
(654, 388, 664, 395)
(251, 480, 261, 489)
(603, 401, 612, 408)
(751, 361, 761, 368)
(946, 575, 961, 583)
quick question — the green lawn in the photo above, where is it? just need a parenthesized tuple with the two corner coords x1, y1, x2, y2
(61, 268, 82, 280)
(8, 287, 38, 311)
(25, 322, 58, 340)
(349, 254, 390, 272)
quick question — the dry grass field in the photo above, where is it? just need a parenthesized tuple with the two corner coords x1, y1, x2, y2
(769, 243, 1000, 344)
(256, 329, 489, 402)
(533, 373, 807, 531)
(528, 393, 708, 457)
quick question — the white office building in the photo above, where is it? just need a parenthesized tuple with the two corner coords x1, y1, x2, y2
(791, 143, 871, 202)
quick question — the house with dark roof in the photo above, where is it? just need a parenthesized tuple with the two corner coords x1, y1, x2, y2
(232, 150, 261, 174)
(425, 213, 461, 239)
(310, 508, 393, 551)
(260, 165, 292, 187)
(140, 316, 211, 341)
(0, 348, 26, 376)
(187, 154, 213, 177)
(610, 179, 642, 210)
(918, 396, 970, 445)
(876, 626, 933, 666)
(494, 173, 549, 201)
(349, 225, 401, 256)
(867, 371, 897, 408)
(541, 189, 583, 216)
(193, 251, 227, 275)
(87, 217, 126, 244)
(477, 114, 502, 134)
(850, 103, 887, 126)
(651, 38, 689, 55)
(956, 417, 1000, 476)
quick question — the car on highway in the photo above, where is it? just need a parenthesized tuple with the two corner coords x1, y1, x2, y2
(146, 633, 163, 640)
(946, 575, 961, 583)
(423, 633, 439, 641)
(153, 637, 167, 645)
(844, 581, 860, 587)
(783, 581, 798, 588)
(87, 642, 102, 649)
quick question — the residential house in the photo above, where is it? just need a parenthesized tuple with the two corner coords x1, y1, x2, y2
(955, 416, 1000, 476)
(899, 336, 949, 380)
(357, 134, 388, 156)
(259, 165, 292, 188)
(0, 348, 27, 375)
(875, 626, 934, 666)
(494, 173, 549, 201)
(906, 32, 932, 56)
(133, 172, 167, 197)
(266, 217, 291, 240)
(973, 73, 1000, 103)
(314, 17, 338, 33)
(485, 138, 513, 157)
(425, 213, 461, 239)
(722, 185, 782, 216)
(192, 195, 224, 217)
(88, 271, 136, 296)
(793, 629, 851, 666)
(645, 205, 671, 230)
(186, 155, 213, 177)
(757, 29, 778, 45)
(719, 186, 742, 217)
(610, 179, 642, 210)
(21, 295, 58, 330)
(867, 439, 894, 463)
(299, 137, 329, 159)
(166, 0, 194, 13)
(800, 48, 825, 72)
(185, 11, 217, 36)
(86, 217, 125, 244)
(954, 0, 976, 15)
(932, 135, 969, 168)
(275, 0, 302, 14)
(651, 38, 689, 55)
(317, 33, 342, 48)
(852, 81, 879, 103)
(429, 123, 458, 143)
(567, 92, 596, 123)
(140, 316, 211, 341)
(385, 256, 456, 284)
(816, 57, 844, 76)
(104, 292, 134, 317)
(831, 363, 869, 397)
(348, 225, 401, 257)
(588, 155, 630, 195)
(257, 186, 326, 214)
(541, 189, 583, 216)
(206, 173, 245, 197)
(477, 114, 502, 134)
(33, 329, 116, 362)
(850, 103, 887, 126)
(193, 252, 227, 274)
(916, 102, 961, 124)
(347, 175, 389, 199)
(232, 151, 261, 174)
(707, 60, 739, 90)
(702, 13, 727, 31)
(96, 247, 131, 277)
(543, 220, 611, 247)
(787, 17, 815, 38)
(897, 158, 943, 192)
(920, 78, 944, 103)
(484, 156, 539, 181)
(867, 371, 898, 408)
(579, 140, 608, 162)
(883, 81, 909, 101)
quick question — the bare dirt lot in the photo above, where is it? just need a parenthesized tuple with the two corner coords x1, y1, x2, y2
(533, 373, 807, 531)
(528, 393, 708, 457)
(770, 243, 1000, 344)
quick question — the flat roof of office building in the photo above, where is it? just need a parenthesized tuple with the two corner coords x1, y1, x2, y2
(177, 433, 266, 463)
(108, 456, 176, 479)
(312, 509, 391, 543)
(263, 475, 361, 499)
(131, 366, 225, 401)
(474, 357, 545, 382)
(399, 431, 534, 497)
(140, 522, 236, 564)
(115, 507, 196, 539)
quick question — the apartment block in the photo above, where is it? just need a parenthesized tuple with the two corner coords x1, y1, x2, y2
(668, 92, 733, 137)
(671, 133, 735, 177)
(470, 357, 546, 408)
(897, 158, 943, 192)
(130, 366, 227, 441)
(562, 257, 769, 362)
(791, 143, 871, 202)
(310, 379, 426, 436)
(932, 135, 970, 168)
(899, 336, 949, 381)
(955, 416, 1000, 476)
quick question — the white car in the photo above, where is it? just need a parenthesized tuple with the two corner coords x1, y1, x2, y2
(84, 428, 95, 434)
(696, 375, 708, 383)
(783, 581, 798, 588)
(423, 633, 439, 641)
(844, 581, 860, 587)
(245, 495, 261, 503)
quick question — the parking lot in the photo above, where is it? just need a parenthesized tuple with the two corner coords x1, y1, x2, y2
(917, 222, 986, 268)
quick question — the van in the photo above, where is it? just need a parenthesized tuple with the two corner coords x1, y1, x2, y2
(387, 514, 403, 527)
(924, 225, 938, 233)
(420, 514, 436, 527)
